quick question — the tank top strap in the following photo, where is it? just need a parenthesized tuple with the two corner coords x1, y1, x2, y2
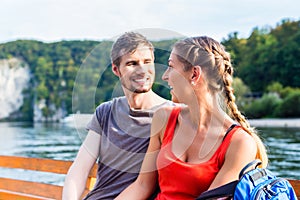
(222, 124, 238, 141)
(162, 106, 181, 145)
(217, 124, 241, 162)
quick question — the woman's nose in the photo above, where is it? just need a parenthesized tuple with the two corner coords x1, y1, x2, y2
(162, 70, 168, 81)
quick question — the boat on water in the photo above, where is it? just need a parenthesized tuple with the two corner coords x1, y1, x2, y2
(61, 113, 93, 128)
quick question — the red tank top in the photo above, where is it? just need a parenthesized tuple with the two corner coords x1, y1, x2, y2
(155, 107, 240, 200)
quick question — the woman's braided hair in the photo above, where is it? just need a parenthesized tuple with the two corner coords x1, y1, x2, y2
(173, 36, 268, 167)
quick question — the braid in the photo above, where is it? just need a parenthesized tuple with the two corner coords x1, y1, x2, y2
(222, 62, 251, 129)
(219, 51, 269, 168)
(209, 40, 268, 168)
(209, 42, 250, 131)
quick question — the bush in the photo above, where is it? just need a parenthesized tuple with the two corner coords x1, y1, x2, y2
(274, 90, 300, 117)
(244, 93, 281, 118)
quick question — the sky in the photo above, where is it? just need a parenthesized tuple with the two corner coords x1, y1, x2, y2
(1, 0, 299, 43)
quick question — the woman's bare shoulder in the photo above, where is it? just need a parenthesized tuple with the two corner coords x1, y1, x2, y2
(229, 128, 257, 158)
(151, 105, 182, 138)
(233, 128, 256, 145)
(152, 106, 173, 125)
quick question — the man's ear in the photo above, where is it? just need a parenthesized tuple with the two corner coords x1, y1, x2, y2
(191, 65, 202, 83)
(112, 64, 120, 77)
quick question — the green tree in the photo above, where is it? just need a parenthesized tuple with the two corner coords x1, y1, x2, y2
(222, 19, 300, 92)
(36, 82, 49, 100)
(274, 90, 300, 117)
(222, 32, 247, 68)
(244, 93, 281, 118)
(232, 77, 251, 110)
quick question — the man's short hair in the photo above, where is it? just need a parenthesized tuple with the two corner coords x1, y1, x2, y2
(111, 32, 154, 67)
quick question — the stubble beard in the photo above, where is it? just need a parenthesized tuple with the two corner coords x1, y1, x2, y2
(120, 78, 153, 94)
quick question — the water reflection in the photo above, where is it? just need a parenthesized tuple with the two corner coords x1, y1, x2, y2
(0, 122, 86, 160)
(0, 122, 87, 185)
(258, 127, 300, 179)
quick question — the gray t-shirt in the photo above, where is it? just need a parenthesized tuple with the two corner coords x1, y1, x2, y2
(83, 96, 172, 200)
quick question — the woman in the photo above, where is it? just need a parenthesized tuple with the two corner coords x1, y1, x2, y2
(116, 36, 268, 200)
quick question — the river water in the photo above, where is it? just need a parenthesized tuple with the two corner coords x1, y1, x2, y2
(0, 121, 299, 186)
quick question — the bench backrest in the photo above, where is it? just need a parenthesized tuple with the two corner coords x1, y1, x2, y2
(0, 155, 97, 200)
(0, 155, 299, 199)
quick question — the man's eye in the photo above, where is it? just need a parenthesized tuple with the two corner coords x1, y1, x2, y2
(127, 62, 136, 66)
(144, 60, 152, 64)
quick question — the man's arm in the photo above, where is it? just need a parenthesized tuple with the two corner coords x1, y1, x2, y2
(62, 130, 100, 200)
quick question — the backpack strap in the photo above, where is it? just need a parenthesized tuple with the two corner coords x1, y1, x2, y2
(238, 159, 262, 179)
(196, 180, 238, 200)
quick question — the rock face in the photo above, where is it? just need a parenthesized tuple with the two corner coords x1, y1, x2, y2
(0, 57, 68, 122)
(0, 58, 30, 119)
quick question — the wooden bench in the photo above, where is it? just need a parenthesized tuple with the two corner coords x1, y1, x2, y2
(0, 155, 299, 199)
(0, 155, 97, 200)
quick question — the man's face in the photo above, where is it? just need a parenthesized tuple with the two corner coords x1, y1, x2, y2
(113, 45, 155, 93)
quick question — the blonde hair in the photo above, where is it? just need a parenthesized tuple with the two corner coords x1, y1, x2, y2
(173, 36, 268, 167)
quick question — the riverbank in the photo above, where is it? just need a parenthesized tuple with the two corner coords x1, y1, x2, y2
(248, 118, 300, 128)
(61, 114, 300, 128)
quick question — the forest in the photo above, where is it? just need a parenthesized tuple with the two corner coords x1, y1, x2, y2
(0, 18, 299, 121)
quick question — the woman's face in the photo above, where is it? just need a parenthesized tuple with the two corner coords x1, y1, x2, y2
(162, 50, 193, 103)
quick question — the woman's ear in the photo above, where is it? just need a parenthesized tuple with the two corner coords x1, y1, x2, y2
(112, 64, 120, 77)
(191, 65, 202, 84)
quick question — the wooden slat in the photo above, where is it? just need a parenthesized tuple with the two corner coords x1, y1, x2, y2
(0, 177, 62, 199)
(89, 164, 97, 178)
(81, 168, 98, 198)
(288, 179, 300, 199)
(0, 155, 98, 200)
(0, 155, 299, 199)
(0, 155, 73, 174)
(0, 189, 54, 200)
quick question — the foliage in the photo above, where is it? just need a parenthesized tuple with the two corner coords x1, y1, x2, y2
(274, 90, 300, 117)
(1, 18, 300, 120)
(243, 84, 300, 118)
(222, 19, 300, 92)
(266, 82, 284, 94)
(0, 39, 174, 120)
(231, 77, 251, 113)
(244, 93, 282, 118)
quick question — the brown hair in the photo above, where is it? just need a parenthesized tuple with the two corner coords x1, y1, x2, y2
(173, 36, 268, 167)
(111, 32, 154, 67)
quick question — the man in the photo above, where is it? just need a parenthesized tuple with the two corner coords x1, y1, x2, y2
(62, 32, 171, 199)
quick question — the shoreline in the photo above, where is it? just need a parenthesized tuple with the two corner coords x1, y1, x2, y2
(2, 115, 300, 128)
(248, 118, 300, 128)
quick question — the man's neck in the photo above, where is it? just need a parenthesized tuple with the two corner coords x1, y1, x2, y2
(124, 89, 165, 110)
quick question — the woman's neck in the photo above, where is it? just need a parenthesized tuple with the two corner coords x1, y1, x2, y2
(187, 92, 233, 130)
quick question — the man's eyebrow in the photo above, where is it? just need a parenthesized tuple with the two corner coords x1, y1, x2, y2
(144, 58, 153, 61)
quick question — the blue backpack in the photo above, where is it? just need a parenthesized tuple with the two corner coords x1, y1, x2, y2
(197, 159, 297, 200)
